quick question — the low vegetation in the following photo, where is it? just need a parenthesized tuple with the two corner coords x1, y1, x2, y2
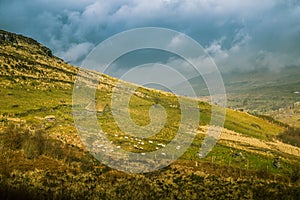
(0, 124, 299, 199)
(278, 127, 300, 147)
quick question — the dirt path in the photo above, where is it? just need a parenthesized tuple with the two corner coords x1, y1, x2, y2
(198, 126, 300, 157)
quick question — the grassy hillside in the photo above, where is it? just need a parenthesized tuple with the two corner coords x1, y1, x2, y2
(0, 30, 299, 199)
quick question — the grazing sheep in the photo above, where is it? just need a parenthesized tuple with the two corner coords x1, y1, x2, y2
(157, 143, 165, 147)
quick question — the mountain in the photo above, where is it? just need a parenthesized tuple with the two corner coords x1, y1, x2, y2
(0, 30, 299, 199)
(176, 66, 300, 127)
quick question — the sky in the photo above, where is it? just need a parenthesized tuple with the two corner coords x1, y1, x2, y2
(1, 0, 300, 72)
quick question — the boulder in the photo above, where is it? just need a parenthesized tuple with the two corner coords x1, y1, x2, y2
(44, 115, 56, 122)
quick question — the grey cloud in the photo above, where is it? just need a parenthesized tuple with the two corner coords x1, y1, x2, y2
(0, 0, 299, 69)
(59, 42, 95, 64)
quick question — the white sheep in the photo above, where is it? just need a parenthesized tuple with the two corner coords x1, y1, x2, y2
(157, 143, 165, 147)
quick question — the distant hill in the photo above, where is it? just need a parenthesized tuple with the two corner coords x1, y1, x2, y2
(0, 30, 299, 199)
(175, 66, 300, 127)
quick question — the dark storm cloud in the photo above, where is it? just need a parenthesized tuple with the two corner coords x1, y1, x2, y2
(0, 0, 299, 69)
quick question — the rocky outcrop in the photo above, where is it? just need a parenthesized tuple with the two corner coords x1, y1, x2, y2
(0, 29, 52, 57)
(0, 30, 18, 44)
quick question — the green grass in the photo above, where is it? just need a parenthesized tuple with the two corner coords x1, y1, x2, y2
(224, 109, 285, 139)
(0, 87, 72, 115)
